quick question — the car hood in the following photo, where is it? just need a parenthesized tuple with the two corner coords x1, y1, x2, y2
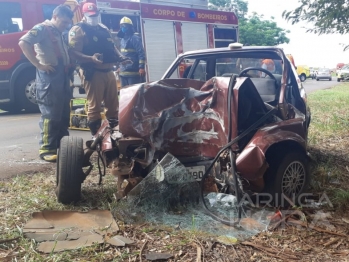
(119, 77, 268, 164)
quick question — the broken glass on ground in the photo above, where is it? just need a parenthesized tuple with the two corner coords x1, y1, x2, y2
(115, 153, 273, 242)
(22, 210, 133, 253)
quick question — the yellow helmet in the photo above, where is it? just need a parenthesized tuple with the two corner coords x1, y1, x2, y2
(120, 16, 133, 25)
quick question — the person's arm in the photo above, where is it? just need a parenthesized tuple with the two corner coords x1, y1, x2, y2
(18, 41, 55, 73)
(131, 35, 146, 75)
(18, 24, 55, 73)
(69, 49, 102, 64)
(68, 25, 102, 65)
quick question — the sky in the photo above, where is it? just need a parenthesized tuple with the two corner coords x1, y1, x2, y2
(246, 0, 349, 68)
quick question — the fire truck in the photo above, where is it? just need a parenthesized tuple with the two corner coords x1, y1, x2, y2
(0, 0, 238, 112)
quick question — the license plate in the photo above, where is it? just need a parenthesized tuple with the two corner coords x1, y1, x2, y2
(186, 166, 205, 181)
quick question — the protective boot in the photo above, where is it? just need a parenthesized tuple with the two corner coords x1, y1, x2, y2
(88, 119, 102, 136)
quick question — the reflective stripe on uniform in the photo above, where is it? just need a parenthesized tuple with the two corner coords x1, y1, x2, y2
(119, 71, 140, 76)
(39, 118, 53, 154)
(121, 48, 136, 53)
(139, 60, 145, 64)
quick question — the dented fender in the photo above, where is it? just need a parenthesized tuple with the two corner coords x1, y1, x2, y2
(236, 118, 307, 181)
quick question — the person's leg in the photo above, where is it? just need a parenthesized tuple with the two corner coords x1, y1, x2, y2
(119, 76, 128, 88)
(57, 76, 72, 146)
(104, 71, 119, 121)
(127, 76, 141, 85)
(81, 70, 105, 135)
(36, 66, 67, 161)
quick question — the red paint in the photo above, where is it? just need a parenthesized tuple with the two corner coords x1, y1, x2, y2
(140, 3, 237, 25)
(106, 0, 140, 10)
(175, 22, 183, 55)
(207, 24, 214, 48)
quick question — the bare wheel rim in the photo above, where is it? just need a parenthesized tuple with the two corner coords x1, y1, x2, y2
(25, 80, 37, 104)
(281, 161, 306, 197)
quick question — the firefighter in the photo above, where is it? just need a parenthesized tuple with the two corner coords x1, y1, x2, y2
(18, 5, 74, 162)
(68, 3, 130, 135)
(117, 16, 146, 87)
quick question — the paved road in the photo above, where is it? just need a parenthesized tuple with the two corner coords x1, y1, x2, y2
(0, 78, 342, 179)
(302, 77, 339, 93)
(0, 112, 91, 179)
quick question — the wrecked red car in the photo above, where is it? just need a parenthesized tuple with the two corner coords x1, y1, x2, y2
(55, 45, 311, 207)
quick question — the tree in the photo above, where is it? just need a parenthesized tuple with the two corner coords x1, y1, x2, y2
(209, 0, 290, 46)
(239, 14, 290, 46)
(283, 0, 349, 35)
(208, 0, 248, 19)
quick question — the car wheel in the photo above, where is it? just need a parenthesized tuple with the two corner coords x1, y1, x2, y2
(337, 78, 341, 82)
(15, 69, 40, 113)
(55, 136, 84, 204)
(329, 78, 332, 81)
(300, 74, 306, 82)
(264, 151, 309, 206)
(316, 78, 319, 81)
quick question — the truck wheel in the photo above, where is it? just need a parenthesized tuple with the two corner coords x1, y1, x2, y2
(299, 74, 306, 82)
(15, 69, 39, 113)
(264, 151, 309, 207)
(56, 136, 84, 204)
(337, 78, 341, 82)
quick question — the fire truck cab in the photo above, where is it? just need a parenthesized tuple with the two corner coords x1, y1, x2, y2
(0, 0, 81, 113)
(0, 0, 238, 112)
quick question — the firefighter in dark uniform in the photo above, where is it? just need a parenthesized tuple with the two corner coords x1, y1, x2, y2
(68, 3, 130, 135)
(117, 17, 146, 87)
(18, 5, 74, 162)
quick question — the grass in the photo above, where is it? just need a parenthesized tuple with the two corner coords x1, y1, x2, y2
(2, 83, 349, 260)
(307, 83, 349, 210)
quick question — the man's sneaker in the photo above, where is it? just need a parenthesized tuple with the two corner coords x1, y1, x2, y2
(40, 154, 57, 163)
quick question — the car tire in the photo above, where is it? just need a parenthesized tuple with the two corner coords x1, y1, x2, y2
(329, 78, 332, 81)
(55, 136, 84, 204)
(316, 78, 319, 81)
(337, 78, 341, 82)
(15, 69, 40, 113)
(300, 74, 306, 82)
(264, 151, 310, 207)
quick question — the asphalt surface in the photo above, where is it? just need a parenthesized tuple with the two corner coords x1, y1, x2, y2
(302, 76, 339, 93)
(0, 78, 342, 179)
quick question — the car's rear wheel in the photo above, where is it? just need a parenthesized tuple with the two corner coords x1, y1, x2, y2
(15, 69, 40, 113)
(56, 136, 84, 204)
(264, 151, 309, 207)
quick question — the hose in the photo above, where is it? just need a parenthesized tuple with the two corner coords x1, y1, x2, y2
(200, 75, 277, 226)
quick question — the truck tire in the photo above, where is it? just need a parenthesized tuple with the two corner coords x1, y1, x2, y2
(264, 151, 309, 207)
(15, 69, 39, 113)
(299, 74, 306, 82)
(56, 136, 84, 204)
(337, 78, 341, 82)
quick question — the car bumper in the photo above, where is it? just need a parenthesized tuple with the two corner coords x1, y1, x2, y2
(316, 75, 331, 79)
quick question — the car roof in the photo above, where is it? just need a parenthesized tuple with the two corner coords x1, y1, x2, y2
(178, 46, 285, 57)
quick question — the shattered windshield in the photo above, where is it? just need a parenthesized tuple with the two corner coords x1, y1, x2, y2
(166, 51, 283, 81)
(116, 153, 274, 242)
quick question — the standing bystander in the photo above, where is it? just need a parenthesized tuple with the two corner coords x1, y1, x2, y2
(68, 3, 130, 135)
(18, 5, 74, 162)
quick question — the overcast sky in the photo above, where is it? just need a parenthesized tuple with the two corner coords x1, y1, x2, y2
(247, 0, 349, 68)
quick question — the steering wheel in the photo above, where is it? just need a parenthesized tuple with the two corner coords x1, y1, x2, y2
(239, 67, 277, 81)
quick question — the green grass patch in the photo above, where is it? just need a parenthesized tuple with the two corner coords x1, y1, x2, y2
(307, 82, 349, 210)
